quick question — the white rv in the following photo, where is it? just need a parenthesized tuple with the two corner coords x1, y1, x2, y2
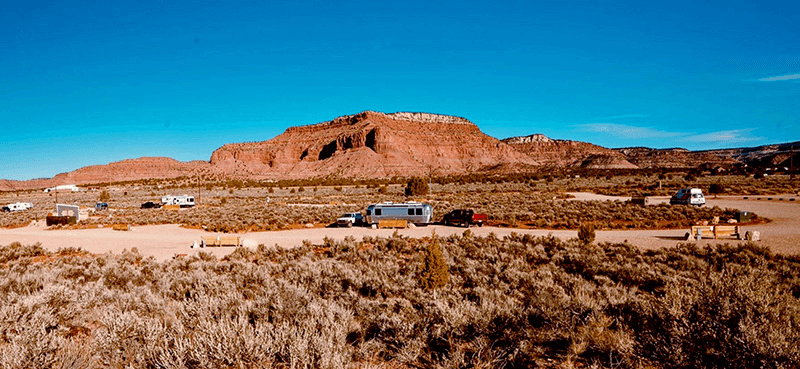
(44, 185, 80, 193)
(161, 195, 196, 208)
(2, 202, 33, 212)
(365, 201, 433, 225)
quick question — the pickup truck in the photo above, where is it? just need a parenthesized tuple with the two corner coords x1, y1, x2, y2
(442, 209, 487, 227)
(336, 212, 364, 227)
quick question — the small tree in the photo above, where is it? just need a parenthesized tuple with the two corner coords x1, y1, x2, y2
(709, 183, 725, 198)
(578, 223, 596, 244)
(98, 190, 111, 202)
(418, 235, 450, 290)
(405, 177, 429, 197)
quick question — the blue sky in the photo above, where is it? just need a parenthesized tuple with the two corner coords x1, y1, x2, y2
(1, 0, 798, 180)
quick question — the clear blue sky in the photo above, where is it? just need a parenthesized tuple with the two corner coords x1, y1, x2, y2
(1, 0, 798, 180)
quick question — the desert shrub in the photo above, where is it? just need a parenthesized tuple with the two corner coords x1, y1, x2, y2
(405, 177, 429, 197)
(417, 235, 449, 290)
(98, 191, 111, 202)
(578, 223, 595, 244)
(1, 236, 800, 368)
(709, 182, 725, 196)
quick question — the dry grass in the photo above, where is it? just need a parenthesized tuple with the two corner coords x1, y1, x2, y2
(1, 235, 799, 368)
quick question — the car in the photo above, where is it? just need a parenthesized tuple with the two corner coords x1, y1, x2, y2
(670, 188, 706, 206)
(95, 202, 108, 211)
(141, 201, 162, 209)
(336, 212, 364, 227)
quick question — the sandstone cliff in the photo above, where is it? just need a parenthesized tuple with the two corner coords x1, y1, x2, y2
(209, 111, 538, 179)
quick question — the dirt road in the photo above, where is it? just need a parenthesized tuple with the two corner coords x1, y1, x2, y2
(1, 193, 798, 261)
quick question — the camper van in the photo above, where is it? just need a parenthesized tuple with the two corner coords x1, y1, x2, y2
(670, 188, 706, 206)
(2, 202, 33, 212)
(161, 195, 196, 208)
(365, 201, 433, 225)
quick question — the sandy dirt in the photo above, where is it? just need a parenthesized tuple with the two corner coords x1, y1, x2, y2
(1, 193, 798, 261)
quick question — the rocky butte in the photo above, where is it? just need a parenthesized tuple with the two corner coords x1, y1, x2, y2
(209, 111, 538, 179)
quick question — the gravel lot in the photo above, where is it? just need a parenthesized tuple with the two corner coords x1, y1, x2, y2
(1, 193, 798, 261)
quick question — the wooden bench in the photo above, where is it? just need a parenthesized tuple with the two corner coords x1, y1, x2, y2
(112, 224, 131, 231)
(218, 236, 241, 247)
(690, 225, 741, 240)
(378, 219, 407, 229)
(201, 236, 219, 247)
(713, 225, 741, 239)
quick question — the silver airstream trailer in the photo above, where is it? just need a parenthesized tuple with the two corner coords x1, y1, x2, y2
(365, 201, 433, 225)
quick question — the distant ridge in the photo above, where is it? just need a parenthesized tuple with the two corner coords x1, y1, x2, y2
(1, 112, 797, 191)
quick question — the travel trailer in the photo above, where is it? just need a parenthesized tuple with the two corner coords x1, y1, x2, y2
(2, 202, 33, 212)
(365, 201, 433, 225)
(44, 185, 80, 193)
(161, 195, 196, 208)
(670, 188, 706, 206)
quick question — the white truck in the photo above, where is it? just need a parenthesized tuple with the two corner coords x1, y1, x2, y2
(336, 212, 364, 227)
(2, 202, 33, 212)
(161, 195, 196, 208)
(670, 188, 706, 206)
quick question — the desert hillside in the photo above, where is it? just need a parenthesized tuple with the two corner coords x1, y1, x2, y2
(209, 111, 538, 179)
(503, 134, 638, 169)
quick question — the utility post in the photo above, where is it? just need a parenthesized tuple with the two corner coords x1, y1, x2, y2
(791, 144, 795, 180)
(197, 175, 201, 206)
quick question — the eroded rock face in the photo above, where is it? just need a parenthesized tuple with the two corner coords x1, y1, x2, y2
(618, 147, 734, 168)
(503, 134, 637, 168)
(209, 111, 538, 179)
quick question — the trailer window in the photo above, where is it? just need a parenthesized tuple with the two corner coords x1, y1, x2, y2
(416, 208, 422, 215)
(375, 209, 381, 216)
(408, 209, 414, 215)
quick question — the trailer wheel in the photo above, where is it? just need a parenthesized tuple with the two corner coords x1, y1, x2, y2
(478, 222, 483, 227)
(346, 222, 353, 228)
(464, 222, 470, 228)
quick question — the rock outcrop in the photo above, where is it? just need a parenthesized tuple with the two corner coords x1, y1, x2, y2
(209, 111, 538, 179)
(617, 147, 735, 169)
(504, 134, 638, 168)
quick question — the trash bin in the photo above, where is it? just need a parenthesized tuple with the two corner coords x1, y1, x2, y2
(736, 211, 753, 223)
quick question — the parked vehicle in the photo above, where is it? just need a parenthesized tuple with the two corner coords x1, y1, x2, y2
(365, 201, 433, 225)
(670, 188, 706, 206)
(443, 209, 487, 227)
(95, 202, 108, 211)
(2, 202, 33, 212)
(141, 201, 162, 209)
(44, 185, 80, 193)
(161, 195, 195, 208)
(336, 212, 364, 227)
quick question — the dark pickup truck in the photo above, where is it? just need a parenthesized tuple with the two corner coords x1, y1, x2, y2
(443, 209, 487, 227)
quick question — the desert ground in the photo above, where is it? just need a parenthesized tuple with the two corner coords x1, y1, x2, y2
(1, 193, 797, 261)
